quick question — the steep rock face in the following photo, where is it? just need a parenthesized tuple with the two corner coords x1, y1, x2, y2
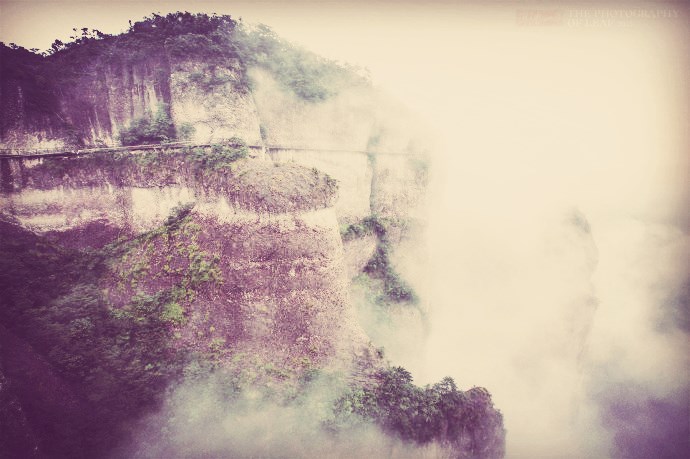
(0, 46, 261, 150)
(1, 45, 430, 230)
(0, 44, 174, 149)
(0, 152, 369, 381)
(99, 58, 171, 145)
(112, 207, 367, 381)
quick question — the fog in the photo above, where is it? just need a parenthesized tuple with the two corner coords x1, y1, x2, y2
(411, 4, 689, 458)
(253, 2, 686, 457)
(281, 3, 688, 456)
(2, 1, 688, 457)
(123, 373, 452, 459)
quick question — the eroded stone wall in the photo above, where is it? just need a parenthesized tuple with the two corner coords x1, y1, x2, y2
(0, 154, 371, 384)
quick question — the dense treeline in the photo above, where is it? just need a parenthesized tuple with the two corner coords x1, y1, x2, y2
(334, 367, 505, 458)
(0, 210, 208, 457)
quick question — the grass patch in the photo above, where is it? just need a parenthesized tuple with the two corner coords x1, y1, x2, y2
(160, 301, 184, 325)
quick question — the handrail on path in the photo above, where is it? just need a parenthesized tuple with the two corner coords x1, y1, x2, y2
(0, 141, 419, 160)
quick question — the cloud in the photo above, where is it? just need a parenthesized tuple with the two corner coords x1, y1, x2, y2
(121, 373, 438, 459)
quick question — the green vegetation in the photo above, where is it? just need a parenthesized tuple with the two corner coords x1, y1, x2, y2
(0, 43, 61, 131)
(363, 243, 417, 304)
(333, 367, 505, 458)
(339, 215, 385, 242)
(45, 12, 240, 64)
(342, 216, 417, 304)
(0, 225, 175, 455)
(185, 66, 238, 89)
(27, 145, 337, 214)
(0, 204, 222, 456)
(189, 137, 248, 169)
(119, 103, 176, 145)
(164, 31, 234, 60)
(160, 301, 185, 325)
(177, 121, 196, 140)
(29, 141, 249, 180)
(232, 23, 365, 101)
(0, 187, 503, 458)
(105, 202, 221, 308)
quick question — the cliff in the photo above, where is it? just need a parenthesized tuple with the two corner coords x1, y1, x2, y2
(0, 149, 371, 456)
(0, 147, 503, 458)
(0, 148, 359, 366)
(0, 12, 504, 459)
(0, 15, 431, 153)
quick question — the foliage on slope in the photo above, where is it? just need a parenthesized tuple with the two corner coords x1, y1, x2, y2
(232, 23, 368, 101)
(118, 103, 177, 146)
(0, 207, 221, 456)
(0, 205, 504, 458)
(333, 367, 505, 458)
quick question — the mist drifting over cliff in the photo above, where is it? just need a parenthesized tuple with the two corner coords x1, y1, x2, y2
(1, 1, 688, 458)
(271, 1, 686, 457)
(409, 4, 689, 458)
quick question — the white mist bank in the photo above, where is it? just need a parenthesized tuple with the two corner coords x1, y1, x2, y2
(398, 5, 690, 458)
(237, 4, 689, 456)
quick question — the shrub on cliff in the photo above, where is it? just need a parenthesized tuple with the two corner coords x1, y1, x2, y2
(353, 216, 417, 304)
(190, 138, 249, 169)
(119, 103, 175, 146)
(232, 23, 357, 101)
(334, 367, 506, 458)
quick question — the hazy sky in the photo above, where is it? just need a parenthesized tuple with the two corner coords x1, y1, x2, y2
(2, 1, 688, 457)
